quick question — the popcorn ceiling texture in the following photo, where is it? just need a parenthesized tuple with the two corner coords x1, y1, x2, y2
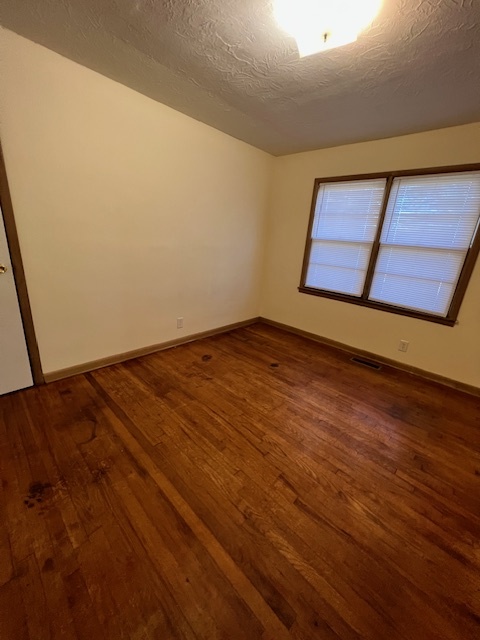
(1, 0, 479, 155)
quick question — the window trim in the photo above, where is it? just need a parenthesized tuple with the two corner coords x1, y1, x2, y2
(299, 164, 480, 326)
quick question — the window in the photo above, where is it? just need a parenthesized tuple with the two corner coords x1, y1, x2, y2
(300, 166, 480, 325)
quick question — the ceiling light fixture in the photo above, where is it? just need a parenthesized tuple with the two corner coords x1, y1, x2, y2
(274, 0, 382, 58)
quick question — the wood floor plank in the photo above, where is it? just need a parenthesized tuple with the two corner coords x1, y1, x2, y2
(0, 395, 37, 568)
(0, 322, 479, 639)
(0, 576, 29, 640)
(17, 554, 50, 640)
(0, 470, 13, 588)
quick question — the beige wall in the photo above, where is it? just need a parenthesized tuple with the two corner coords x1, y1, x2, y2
(261, 123, 480, 388)
(0, 28, 272, 374)
(2, 28, 479, 388)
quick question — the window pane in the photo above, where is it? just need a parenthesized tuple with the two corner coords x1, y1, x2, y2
(370, 171, 480, 316)
(308, 241, 371, 269)
(381, 173, 480, 249)
(306, 263, 366, 296)
(370, 247, 465, 316)
(306, 241, 371, 295)
(370, 272, 455, 316)
(313, 179, 386, 242)
(306, 178, 386, 295)
(372, 246, 465, 282)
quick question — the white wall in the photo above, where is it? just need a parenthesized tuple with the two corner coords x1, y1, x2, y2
(262, 123, 480, 388)
(0, 28, 272, 374)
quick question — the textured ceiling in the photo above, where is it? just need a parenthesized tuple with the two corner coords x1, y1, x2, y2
(1, 0, 479, 155)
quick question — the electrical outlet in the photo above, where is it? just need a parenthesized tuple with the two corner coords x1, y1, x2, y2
(398, 340, 409, 352)
(177, 317, 184, 329)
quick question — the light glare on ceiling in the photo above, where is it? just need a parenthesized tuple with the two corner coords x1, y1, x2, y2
(274, 0, 383, 57)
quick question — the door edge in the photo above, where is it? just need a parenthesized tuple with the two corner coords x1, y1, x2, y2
(0, 141, 44, 385)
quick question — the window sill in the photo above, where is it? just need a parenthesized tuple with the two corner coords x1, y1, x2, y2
(298, 286, 457, 326)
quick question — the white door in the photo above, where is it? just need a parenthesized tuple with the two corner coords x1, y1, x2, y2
(0, 204, 33, 395)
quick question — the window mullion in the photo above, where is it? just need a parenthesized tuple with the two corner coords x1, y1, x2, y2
(361, 175, 394, 299)
(447, 218, 480, 319)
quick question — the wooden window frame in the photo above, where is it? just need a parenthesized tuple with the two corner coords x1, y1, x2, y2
(299, 164, 480, 327)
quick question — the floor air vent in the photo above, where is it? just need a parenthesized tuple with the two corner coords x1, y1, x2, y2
(350, 356, 382, 371)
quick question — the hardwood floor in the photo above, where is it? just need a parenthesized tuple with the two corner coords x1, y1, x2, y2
(1, 323, 479, 639)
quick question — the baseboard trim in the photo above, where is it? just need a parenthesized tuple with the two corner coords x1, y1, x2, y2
(259, 317, 480, 398)
(44, 317, 260, 383)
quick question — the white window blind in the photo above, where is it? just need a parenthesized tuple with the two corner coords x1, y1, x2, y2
(305, 179, 386, 296)
(369, 172, 480, 316)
